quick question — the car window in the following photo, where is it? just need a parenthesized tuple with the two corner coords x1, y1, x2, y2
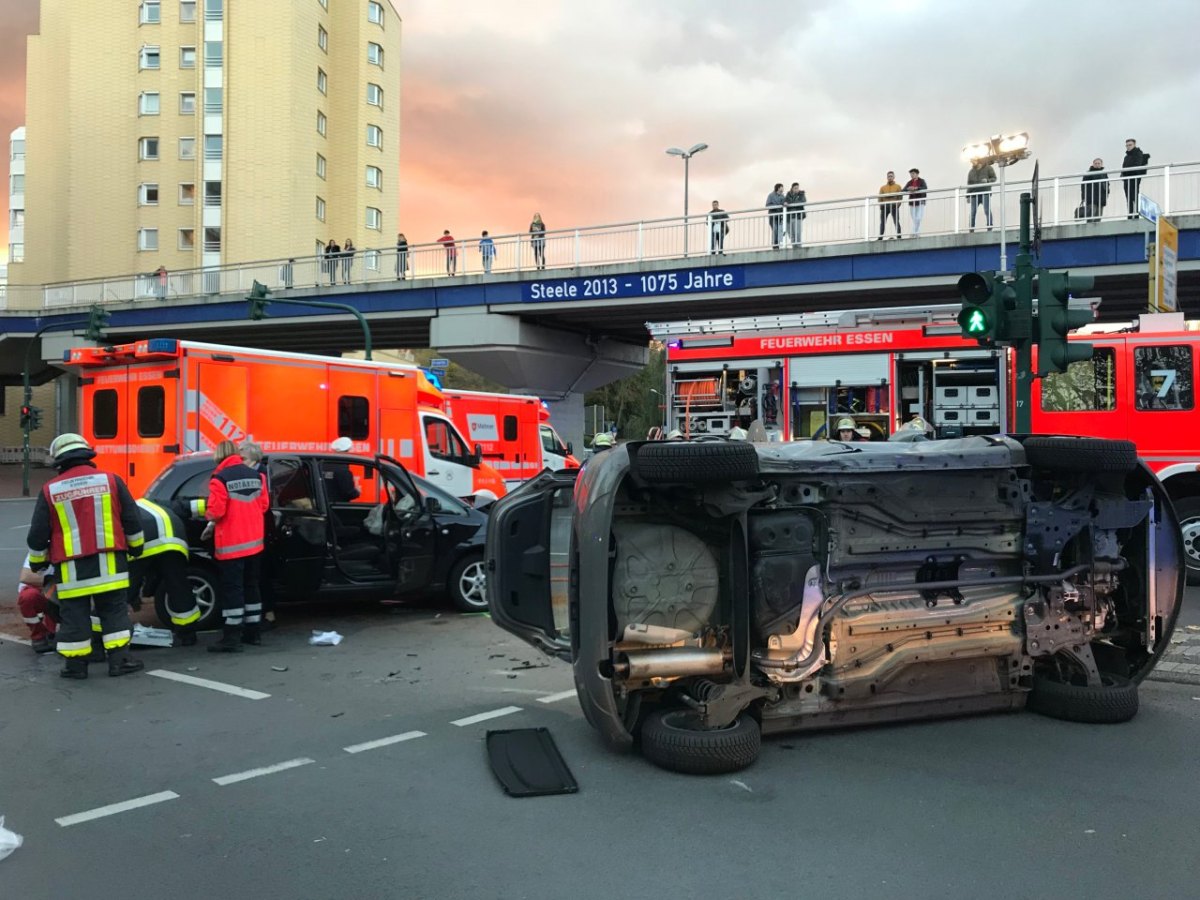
(414, 476, 468, 517)
(1134, 345, 1194, 411)
(174, 468, 213, 505)
(383, 469, 421, 521)
(270, 457, 316, 510)
(319, 459, 377, 504)
(540, 424, 563, 454)
(1041, 348, 1117, 412)
(423, 416, 469, 461)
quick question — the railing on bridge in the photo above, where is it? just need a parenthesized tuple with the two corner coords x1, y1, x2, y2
(5, 161, 1197, 312)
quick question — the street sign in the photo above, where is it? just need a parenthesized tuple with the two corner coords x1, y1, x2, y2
(1138, 193, 1160, 224)
(1150, 217, 1179, 313)
(430, 358, 449, 369)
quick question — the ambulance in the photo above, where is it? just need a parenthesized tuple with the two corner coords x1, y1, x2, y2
(651, 304, 1200, 581)
(64, 338, 508, 500)
(442, 389, 580, 487)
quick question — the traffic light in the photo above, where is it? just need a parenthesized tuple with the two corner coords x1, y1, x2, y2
(957, 272, 1015, 343)
(1035, 268, 1096, 375)
(19, 404, 42, 432)
(85, 304, 110, 342)
(247, 280, 272, 320)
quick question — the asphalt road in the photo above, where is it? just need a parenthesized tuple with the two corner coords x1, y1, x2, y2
(3, 493, 1200, 899)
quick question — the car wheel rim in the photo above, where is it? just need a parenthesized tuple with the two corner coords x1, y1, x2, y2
(1181, 516, 1200, 571)
(459, 561, 487, 608)
(188, 576, 216, 619)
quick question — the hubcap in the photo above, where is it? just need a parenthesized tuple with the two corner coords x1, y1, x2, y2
(187, 576, 216, 619)
(459, 561, 487, 608)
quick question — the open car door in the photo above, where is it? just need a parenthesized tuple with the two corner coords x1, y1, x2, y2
(485, 469, 578, 662)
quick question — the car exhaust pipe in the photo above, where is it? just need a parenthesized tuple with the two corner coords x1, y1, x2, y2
(614, 648, 728, 680)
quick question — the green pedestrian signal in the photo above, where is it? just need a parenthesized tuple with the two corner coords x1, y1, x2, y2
(962, 307, 989, 335)
(247, 280, 272, 320)
(1035, 268, 1096, 375)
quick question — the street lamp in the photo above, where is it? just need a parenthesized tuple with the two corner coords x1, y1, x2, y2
(963, 132, 1030, 272)
(649, 388, 667, 429)
(666, 142, 708, 257)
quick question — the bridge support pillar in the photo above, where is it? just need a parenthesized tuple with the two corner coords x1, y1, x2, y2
(430, 311, 647, 448)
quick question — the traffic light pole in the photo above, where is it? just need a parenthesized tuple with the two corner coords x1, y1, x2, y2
(1013, 193, 1035, 434)
(22, 317, 90, 497)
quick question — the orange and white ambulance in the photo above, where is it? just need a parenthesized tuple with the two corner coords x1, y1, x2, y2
(442, 389, 580, 487)
(64, 338, 508, 500)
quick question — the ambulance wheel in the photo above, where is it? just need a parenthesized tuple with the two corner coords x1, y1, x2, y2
(155, 564, 222, 631)
(1174, 496, 1200, 586)
(1022, 436, 1138, 473)
(636, 441, 759, 484)
(448, 553, 489, 613)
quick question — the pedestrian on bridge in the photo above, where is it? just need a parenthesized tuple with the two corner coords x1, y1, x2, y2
(877, 171, 903, 239)
(1080, 159, 1109, 223)
(479, 231, 496, 275)
(324, 239, 340, 285)
(342, 239, 356, 284)
(784, 183, 807, 247)
(530, 214, 547, 270)
(903, 169, 928, 236)
(396, 233, 409, 279)
(707, 201, 729, 254)
(966, 160, 996, 231)
(438, 230, 458, 276)
(765, 183, 786, 249)
(1121, 139, 1150, 219)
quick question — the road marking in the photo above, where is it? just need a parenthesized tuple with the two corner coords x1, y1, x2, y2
(213, 757, 315, 786)
(451, 706, 522, 727)
(0, 631, 32, 646)
(343, 731, 426, 754)
(536, 690, 577, 704)
(147, 669, 271, 700)
(56, 791, 180, 827)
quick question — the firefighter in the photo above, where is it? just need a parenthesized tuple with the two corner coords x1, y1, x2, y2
(198, 440, 269, 652)
(26, 433, 145, 679)
(17, 554, 57, 654)
(590, 432, 615, 454)
(128, 498, 199, 646)
(834, 417, 859, 442)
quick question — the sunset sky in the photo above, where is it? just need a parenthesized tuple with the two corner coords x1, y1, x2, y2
(4, 0, 1200, 267)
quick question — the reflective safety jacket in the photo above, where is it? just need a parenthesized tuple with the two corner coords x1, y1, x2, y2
(202, 456, 269, 560)
(136, 498, 189, 559)
(27, 463, 144, 600)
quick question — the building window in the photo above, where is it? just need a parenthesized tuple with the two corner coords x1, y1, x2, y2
(11, 138, 25, 159)
(139, 137, 160, 160)
(317, 111, 327, 137)
(203, 226, 221, 251)
(179, 92, 196, 115)
(140, 1, 161, 25)
(180, 46, 196, 68)
(178, 136, 196, 159)
(367, 42, 384, 66)
(11, 209, 24, 227)
(1134, 345, 1194, 410)
(138, 228, 159, 251)
(368, 1, 384, 25)
(204, 0, 222, 21)
(366, 207, 382, 230)
(316, 153, 326, 180)
(204, 87, 222, 113)
(366, 124, 382, 148)
(203, 135, 222, 159)
(9, 243, 24, 263)
(138, 183, 159, 205)
(318, 25, 328, 52)
(317, 68, 327, 94)
(204, 41, 222, 66)
(180, 1, 197, 23)
(140, 46, 161, 69)
(367, 83, 383, 108)
(179, 182, 195, 205)
(366, 165, 381, 189)
(316, 196, 326, 221)
(178, 228, 195, 250)
(203, 181, 222, 207)
(10, 174, 24, 193)
(139, 92, 160, 115)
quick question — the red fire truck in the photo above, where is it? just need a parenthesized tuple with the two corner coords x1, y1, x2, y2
(651, 305, 1200, 579)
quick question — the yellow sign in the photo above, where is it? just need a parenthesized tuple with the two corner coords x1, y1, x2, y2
(1149, 217, 1179, 313)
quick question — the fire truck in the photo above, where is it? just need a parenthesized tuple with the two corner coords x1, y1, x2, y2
(651, 305, 1200, 580)
(442, 389, 580, 487)
(64, 338, 508, 501)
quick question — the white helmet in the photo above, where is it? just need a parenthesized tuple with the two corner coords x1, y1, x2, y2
(49, 433, 93, 461)
(470, 488, 498, 508)
(836, 417, 856, 432)
(331, 436, 353, 452)
(592, 432, 614, 448)
(666, 428, 684, 441)
(728, 426, 749, 441)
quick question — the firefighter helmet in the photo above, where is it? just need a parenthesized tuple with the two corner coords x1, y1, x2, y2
(49, 433, 93, 462)
(591, 433, 614, 449)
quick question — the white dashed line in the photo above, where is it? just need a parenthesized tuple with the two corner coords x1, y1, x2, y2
(0, 632, 32, 646)
(212, 758, 316, 786)
(451, 706, 523, 727)
(56, 791, 180, 827)
(536, 690, 577, 704)
(343, 731, 426, 754)
(147, 669, 271, 700)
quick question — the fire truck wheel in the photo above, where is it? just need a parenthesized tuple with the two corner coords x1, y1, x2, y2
(1173, 496, 1200, 585)
(155, 564, 222, 631)
(636, 441, 759, 484)
(1022, 436, 1138, 473)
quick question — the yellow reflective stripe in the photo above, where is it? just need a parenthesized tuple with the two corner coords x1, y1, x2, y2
(190, 499, 206, 516)
(142, 538, 189, 559)
(126, 530, 145, 548)
(91, 616, 102, 633)
(101, 492, 115, 547)
(55, 502, 75, 558)
(170, 607, 201, 627)
(103, 630, 131, 650)
(57, 639, 93, 657)
(57, 572, 130, 599)
(28, 549, 48, 565)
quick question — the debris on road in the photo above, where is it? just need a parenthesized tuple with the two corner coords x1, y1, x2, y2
(330, 712, 344, 718)
(130, 624, 174, 647)
(309, 631, 344, 646)
(1186, 625, 1200, 633)
(0, 816, 22, 862)
(271, 666, 288, 672)
(511, 662, 548, 671)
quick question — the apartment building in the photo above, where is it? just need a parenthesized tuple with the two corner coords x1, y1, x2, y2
(9, 0, 401, 290)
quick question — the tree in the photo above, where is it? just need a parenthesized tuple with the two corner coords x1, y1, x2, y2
(583, 345, 664, 441)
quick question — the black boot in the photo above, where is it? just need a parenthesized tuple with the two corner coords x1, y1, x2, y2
(108, 649, 145, 677)
(60, 657, 89, 680)
(242, 624, 262, 646)
(177, 628, 198, 647)
(31, 636, 55, 654)
(208, 626, 244, 653)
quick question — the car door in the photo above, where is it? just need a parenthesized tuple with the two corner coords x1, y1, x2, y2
(485, 470, 578, 661)
(266, 456, 328, 596)
(378, 456, 436, 593)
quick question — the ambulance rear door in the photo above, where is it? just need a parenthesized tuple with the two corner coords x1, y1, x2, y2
(82, 364, 179, 496)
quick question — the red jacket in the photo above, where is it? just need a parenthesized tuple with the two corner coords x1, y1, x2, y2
(206, 456, 269, 560)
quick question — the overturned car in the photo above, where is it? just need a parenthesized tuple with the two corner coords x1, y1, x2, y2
(486, 435, 1183, 774)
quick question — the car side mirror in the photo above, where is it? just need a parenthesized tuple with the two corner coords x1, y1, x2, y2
(426, 497, 443, 513)
(472, 443, 483, 466)
(566, 442, 573, 455)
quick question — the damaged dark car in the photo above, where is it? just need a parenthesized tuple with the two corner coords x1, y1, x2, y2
(486, 435, 1183, 774)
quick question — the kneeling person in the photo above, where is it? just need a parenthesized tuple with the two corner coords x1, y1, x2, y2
(129, 498, 199, 646)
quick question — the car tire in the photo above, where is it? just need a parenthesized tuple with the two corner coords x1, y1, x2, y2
(639, 708, 761, 774)
(636, 442, 759, 484)
(448, 553, 488, 613)
(1027, 672, 1138, 724)
(155, 564, 222, 631)
(1172, 496, 1200, 586)
(1023, 436, 1138, 473)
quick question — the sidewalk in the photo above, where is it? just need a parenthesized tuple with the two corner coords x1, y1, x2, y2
(1148, 629, 1200, 686)
(0, 464, 52, 500)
